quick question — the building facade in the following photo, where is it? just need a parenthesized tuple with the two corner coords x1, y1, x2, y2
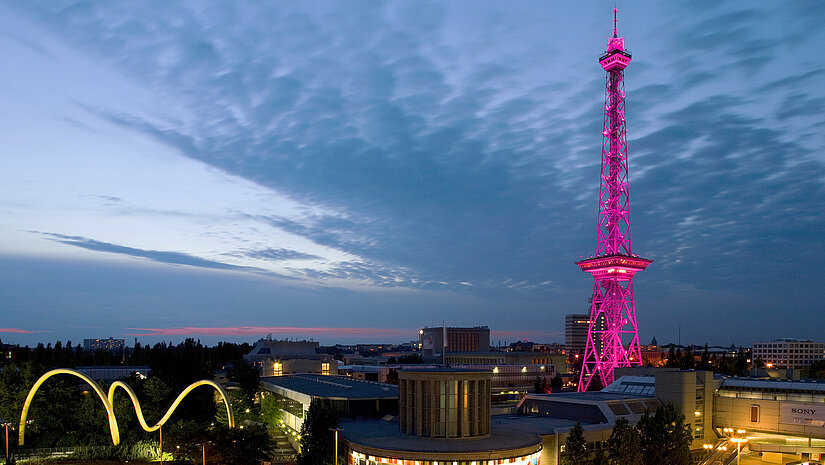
(83, 338, 125, 353)
(564, 314, 590, 355)
(342, 368, 542, 465)
(420, 326, 490, 361)
(244, 338, 337, 377)
(752, 339, 825, 369)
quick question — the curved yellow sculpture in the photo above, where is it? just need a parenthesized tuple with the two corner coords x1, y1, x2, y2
(19, 368, 234, 446)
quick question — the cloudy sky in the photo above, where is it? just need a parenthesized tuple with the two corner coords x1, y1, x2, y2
(1, 1, 822, 347)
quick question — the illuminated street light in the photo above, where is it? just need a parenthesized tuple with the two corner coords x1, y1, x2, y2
(723, 427, 748, 465)
(1, 418, 12, 463)
(330, 427, 344, 465)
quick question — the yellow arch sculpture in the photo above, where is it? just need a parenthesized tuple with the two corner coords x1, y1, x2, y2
(19, 368, 234, 446)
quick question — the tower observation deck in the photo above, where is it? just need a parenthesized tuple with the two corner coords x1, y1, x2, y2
(577, 9, 652, 392)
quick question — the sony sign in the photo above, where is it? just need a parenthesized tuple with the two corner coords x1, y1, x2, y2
(780, 403, 825, 427)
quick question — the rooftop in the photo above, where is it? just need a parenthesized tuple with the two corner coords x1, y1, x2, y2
(719, 377, 825, 393)
(261, 374, 398, 400)
(340, 416, 543, 454)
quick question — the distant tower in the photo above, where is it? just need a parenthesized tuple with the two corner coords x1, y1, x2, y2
(576, 9, 652, 392)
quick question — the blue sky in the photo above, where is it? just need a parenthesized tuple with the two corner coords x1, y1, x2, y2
(1, 1, 823, 347)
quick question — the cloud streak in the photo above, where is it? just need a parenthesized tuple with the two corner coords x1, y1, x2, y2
(125, 326, 418, 338)
(0, 328, 49, 334)
(38, 232, 259, 272)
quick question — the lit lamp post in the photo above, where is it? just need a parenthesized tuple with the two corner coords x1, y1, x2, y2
(330, 427, 344, 465)
(702, 443, 714, 459)
(195, 441, 211, 465)
(1, 418, 11, 463)
(723, 428, 748, 465)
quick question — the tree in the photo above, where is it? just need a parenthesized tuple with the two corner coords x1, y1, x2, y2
(216, 389, 252, 426)
(297, 399, 339, 465)
(533, 376, 545, 394)
(607, 417, 642, 465)
(550, 374, 563, 391)
(210, 424, 274, 465)
(637, 403, 692, 465)
(802, 360, 825, 379)
(561, 422, 589, 465)
(666, 345, 677, 367)
(228, 360, 260, 403)
(385, 369, 399, 385)
(259, 392, 283, 427)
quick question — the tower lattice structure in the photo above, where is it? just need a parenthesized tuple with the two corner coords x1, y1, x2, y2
(576, 9, 652, 392)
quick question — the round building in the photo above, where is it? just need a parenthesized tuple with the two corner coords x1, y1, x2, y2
(341, 368, 541, 465)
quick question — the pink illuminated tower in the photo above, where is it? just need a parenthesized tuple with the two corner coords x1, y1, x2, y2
(576, 9, 652, 392)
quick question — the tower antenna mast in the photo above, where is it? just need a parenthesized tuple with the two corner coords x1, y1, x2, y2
(576, 9, 652, 392)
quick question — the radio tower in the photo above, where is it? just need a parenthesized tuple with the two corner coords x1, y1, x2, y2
(576, 9, 652, 392)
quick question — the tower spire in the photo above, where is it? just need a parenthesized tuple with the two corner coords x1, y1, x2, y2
(613, 7, 618, 38)
(576, 10, 650, 392)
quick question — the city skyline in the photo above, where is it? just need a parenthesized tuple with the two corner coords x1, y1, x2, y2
(1, 1, 823, 346)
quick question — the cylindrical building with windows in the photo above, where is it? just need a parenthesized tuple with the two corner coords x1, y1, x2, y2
(341, 368, 541, 465)
(398, 368, 491, 437)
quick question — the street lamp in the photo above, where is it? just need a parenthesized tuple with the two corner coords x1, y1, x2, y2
(195, 441, 212, 465)
(0, 418, 11, 463)
(330, 427, 344, 465)
(723, 428, 748, 465)
(702, 443, 713, 458)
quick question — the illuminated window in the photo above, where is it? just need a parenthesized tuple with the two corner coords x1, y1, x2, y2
(272, 362, 282, 377)
(322, 362, 330, 375)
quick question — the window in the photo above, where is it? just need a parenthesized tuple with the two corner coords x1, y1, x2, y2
(750, 405, 760, 423)
(272, 362, 282, 377)
(321, 362, 330, 375)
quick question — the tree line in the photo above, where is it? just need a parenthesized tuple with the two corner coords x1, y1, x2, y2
(561, 403, 693, 465)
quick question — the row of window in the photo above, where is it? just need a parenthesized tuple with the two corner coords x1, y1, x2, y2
(753, 343, 824, 349)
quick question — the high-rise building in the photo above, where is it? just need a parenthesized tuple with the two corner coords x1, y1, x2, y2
(565, 314, 590, 354)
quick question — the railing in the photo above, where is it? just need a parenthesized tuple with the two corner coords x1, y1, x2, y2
(697, 439, 738, 465)
(13, 446, 89, 458)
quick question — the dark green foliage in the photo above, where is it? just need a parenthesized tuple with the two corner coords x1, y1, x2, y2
(802, 360, 825, 379)
(166, 421, 274, 465)
(397, 353, 423, 364)
(385, 368, 399, 385)
(551, 374, 564, 391)
(533, 376, 545, 394)
(700, 344, 711, 370)
(666, 345, 678, 367)
(259, 392, 283, 427)
(637, 403, 692, 465)
(607, 417, 643, 465)
(297, 399, 339, 465)
(69, 440, 159, 461)
(561, 422, 589, 465)
(211, 424, 274, 465)
(228, 360, 260, 403)
(215, 389, 253, 426)
(0, 339, 255, 451)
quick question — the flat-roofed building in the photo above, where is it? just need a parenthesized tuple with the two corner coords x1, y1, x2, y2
(752, 338, 825, 369)
(244, 338, 337, 377)
(260, 374, 398, 434)
(420, 326, 490, 361)
(83, 338, 125, 353)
